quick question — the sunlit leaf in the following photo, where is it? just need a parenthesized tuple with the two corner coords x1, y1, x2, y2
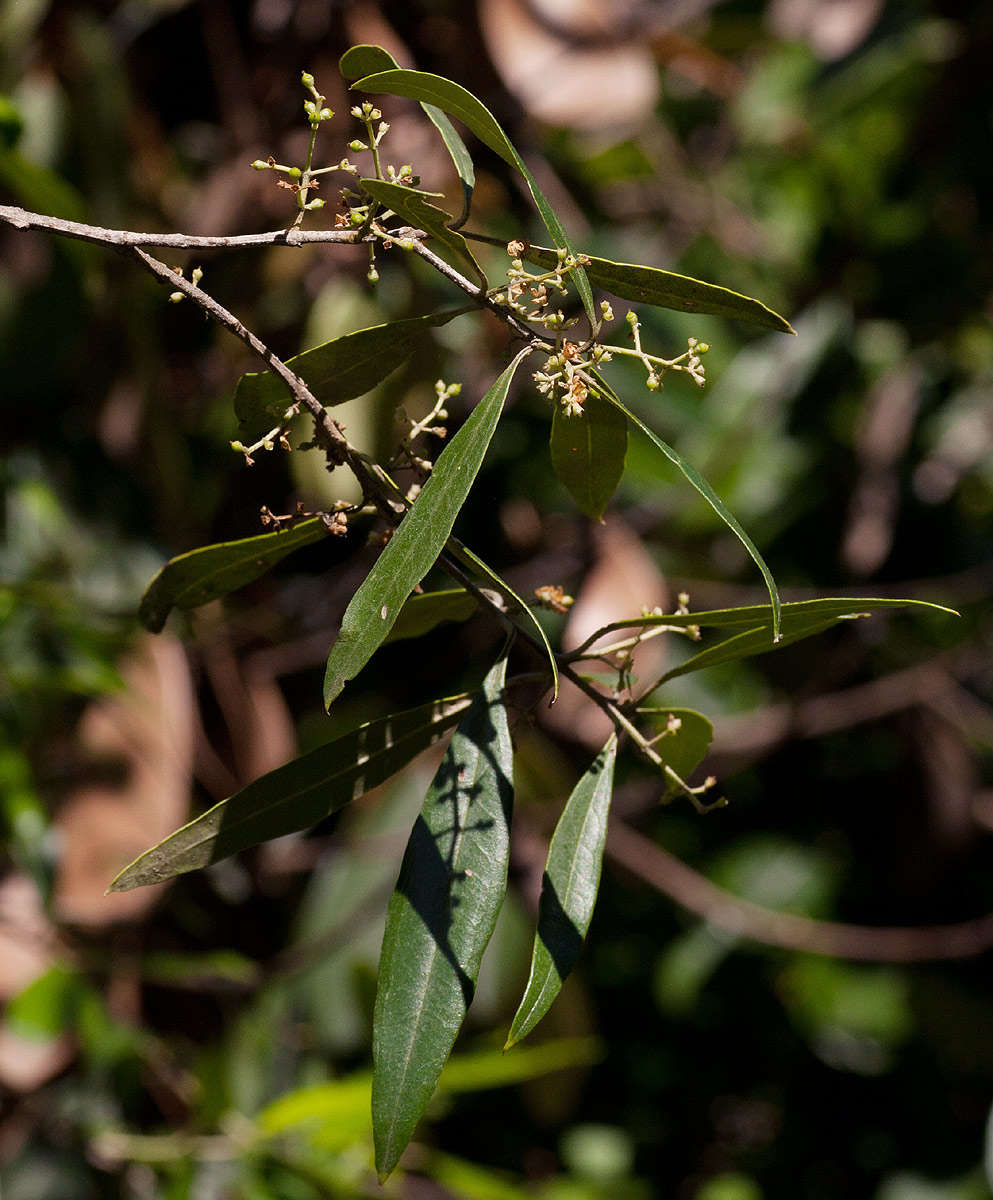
(506, 735, 616, 1049)
(593, 370, 782, 639)
(383, 588, 478, 644)
(257, 1035, 600, 1138)
(550, 390, 628, 521)
(234, 309, 466, 438)
(372, 658, 514, 1180)
(360, 178, 485, 287)
(138, 517, 330, 633)
(525, 244, 796, 334)
(636, 707, 714, 795)
(584, 596, 958, 640)
(323, 349, 530, 709)
(4, 965, 83, 1039)
(108, 694, 475, 891)
(350, 67, 595, 323)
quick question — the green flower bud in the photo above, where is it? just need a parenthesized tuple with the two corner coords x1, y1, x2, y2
(288, 166, 302, 179)
(250, 159, 268, 170)
(349, 139, 367, 152)
(301, 72, 315, 88)
(319, 107, 333, 121)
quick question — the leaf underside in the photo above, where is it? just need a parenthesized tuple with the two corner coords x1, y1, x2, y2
(525, 244, 796, 334)
(138, 517, 330, 633)
(372, 657, 514, 1179)
(234, 310, 463, 438)
(549, 389, 628, 521)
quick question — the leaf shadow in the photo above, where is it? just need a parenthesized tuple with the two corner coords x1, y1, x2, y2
(535, 872, 584, 982)
(395, 691, 513, 1009)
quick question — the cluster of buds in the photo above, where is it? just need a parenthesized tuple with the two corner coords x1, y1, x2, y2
(250, 76, 413, 233)
(533, 317, 614, 417)
(393, 379, 460, 481)
(301, 72, 333, 128)
(624, 310, 710, 392)
(167, 263, 203, 303)
(494, 243, 588, 331)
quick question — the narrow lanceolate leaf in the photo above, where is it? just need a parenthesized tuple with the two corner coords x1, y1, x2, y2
(350, 68, 596, 324)
(420, 106, 475, 229)
(360, 179, 485, 288)
(583, 596, 959, 641)
(383, 588, 478, 645)
(524, 245, 795, 335)
(139, 518, 330, 633)
(507, 735, 617, 1050)
(323, 349, 530, 709)
(234, 309, 465, 437)
(108, 694, 475, 892)
(550, 390, 628, 521)
(444, 536, 559, 701)
(636, 708, 714, 797)
(654, 618, 853, 686)
(593, 370, 782, 640)
(372, 658, 514, 1180)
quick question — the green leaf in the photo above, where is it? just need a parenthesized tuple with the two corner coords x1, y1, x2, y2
(506, 735, 617, 1049)
(323, 349, 530, 709)
(4, 965, 84, 1040)
(652, 617, 847, 685)
(586, 596, 958, 640)
(444, 537, 559, 701)
(338, 44, 399, 80)
(139, 517, 330, 633)
(593, 370, 782, 640)
(372, 658, 514, 1180)
(234, 309, 465, 438)
(350, 68, 595, 324)
(421, 106, 475, 229)
(108, 693, 475, 891)
(550, 389, 628, 521)
(636, 707, 714, 795)
(257, 1035, 600, 1138)
(524, 244, 796, 334)
(360, 178, 485, 288)
(339, 46, 475, 228)
(383, 588, 478, 645)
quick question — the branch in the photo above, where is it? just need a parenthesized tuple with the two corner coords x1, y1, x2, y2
(606, 820, 993, 963)
(0, 203, 360, 249)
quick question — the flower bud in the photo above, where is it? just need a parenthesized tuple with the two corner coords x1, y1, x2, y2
(349, 139, 367, 152)
(301, 72, 315, 88)
(251, 159, 268, 170)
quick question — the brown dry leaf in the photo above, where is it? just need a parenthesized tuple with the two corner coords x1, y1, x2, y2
(480, 0, 658, 130)
(0, 874, 60, 1002)
(767, 0, 884, 61)
(0, 875, 71, 1090)
(0, 1025, 75, 1093)
(53, 634, 195, 927)
(544, 518, 668, 748)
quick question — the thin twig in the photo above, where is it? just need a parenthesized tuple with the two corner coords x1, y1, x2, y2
(0, 203, 359, 249)
(607, 820, 993, 962)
